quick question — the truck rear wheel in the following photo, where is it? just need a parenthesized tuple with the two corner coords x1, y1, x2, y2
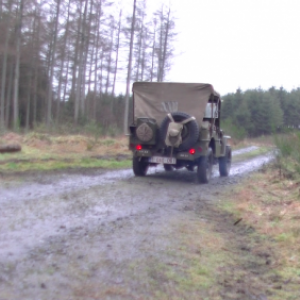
(133, 156, 149, 176)
(219, 146, 231, 176)
(197, 149, 213, 183)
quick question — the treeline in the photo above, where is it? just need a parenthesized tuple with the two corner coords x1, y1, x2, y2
(0, 0, 176, 132)
(221, 87, 300, 139)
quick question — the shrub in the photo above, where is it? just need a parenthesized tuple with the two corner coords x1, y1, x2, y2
(274, 131, 300, 176)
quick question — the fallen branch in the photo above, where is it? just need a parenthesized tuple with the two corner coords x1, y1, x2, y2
(234, 218, 243, 225)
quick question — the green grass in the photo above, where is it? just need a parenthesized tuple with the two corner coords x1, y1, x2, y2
(274, 131, 300, 176)
(218, 169, 300, 300)
(233, 146, 272, 162)
(0, 157, 131, 173)
(0, 146, 70, 162)
(137, 217, 232, 299)
(0, 132, 132, 173)
(99, 139, 115, 146)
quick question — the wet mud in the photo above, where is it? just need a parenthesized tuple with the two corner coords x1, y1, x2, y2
(0, 148, 278, 299)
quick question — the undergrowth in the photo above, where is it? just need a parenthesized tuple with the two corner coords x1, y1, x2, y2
(0, 131, 131, 172)
(274, 131, 300, 177)
(220, 164, 300, 300)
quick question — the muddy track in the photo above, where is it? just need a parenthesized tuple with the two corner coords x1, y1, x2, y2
(0, 148, 276, 300)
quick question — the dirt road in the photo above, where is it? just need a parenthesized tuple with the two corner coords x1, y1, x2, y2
(0, 149, 276, 300)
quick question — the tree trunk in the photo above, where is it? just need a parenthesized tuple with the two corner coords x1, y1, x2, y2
(150, 19, 157, 82)
(13, 0, 24, 131)
(56, 0, 71, 124)
(161, 8, 171, 82)
(25, 17, 37, 132)
(82, 0, 93, 116)
(75, 0, 88, 122)
(77, 0, 89, 118)
(111, 9, 122, 97)
(88, 45, 94, 94)
(72, 0, 83, 122)
(135, 18, 144, 82)
(5, 62, 14, 128)
(157, 7, 164, 82)
(124, 0, 137, 135)
(99, 49, 104, 100)
(32, 0, 41, 127)
(140, 26, 147, 81)
(62, 51, 70, 105)
(0, 1, 13, 130)
(46, 0, 61, 128)
(92, 0, 102, 120)
(105, 17, 115, 95)
(25, 71, 32, 132)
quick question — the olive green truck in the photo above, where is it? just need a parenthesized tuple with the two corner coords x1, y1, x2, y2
(128, 82, 231, 183)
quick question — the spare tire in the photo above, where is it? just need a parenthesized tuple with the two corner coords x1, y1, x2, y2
(160, 112, 199, 151)
(136, 122, 154, 142)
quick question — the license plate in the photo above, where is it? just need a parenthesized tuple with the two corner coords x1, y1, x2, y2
(149, 156, 176, 164)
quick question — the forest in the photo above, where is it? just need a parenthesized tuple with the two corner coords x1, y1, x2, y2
(0, 0, 176, 133)
(1, 0, 300, 139)
(221, 87, 300, 139)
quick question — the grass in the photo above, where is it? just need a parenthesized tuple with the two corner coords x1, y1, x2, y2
(0, 130, 277, 174)
(233, 145, 273, 162)
(230, 134, 276, 149)
(0, 132, 132, 173)
(274, 131, 300, 177)
(219, 165, 300, 300)
(123, 216, 234, 300)
(168, 218, 228, 292)
(70, 212, 234, 300)
(0, 158, 131, 173)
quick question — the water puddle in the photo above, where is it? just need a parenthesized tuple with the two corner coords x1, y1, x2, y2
(230, 152, 275, 176)
(232, 146, 259, 156)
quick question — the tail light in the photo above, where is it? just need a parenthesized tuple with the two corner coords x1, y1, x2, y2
(189, 148, 196, 155)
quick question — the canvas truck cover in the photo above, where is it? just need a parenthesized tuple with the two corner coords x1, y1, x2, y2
(132, 82, 220, 126)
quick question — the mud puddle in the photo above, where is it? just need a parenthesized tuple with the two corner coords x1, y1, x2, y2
(232, 145, 259, 155)
(0, 147, 278, 300)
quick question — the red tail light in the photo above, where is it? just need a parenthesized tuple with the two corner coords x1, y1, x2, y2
(189, 148, 196, 155)
(136, 144, 142, 151)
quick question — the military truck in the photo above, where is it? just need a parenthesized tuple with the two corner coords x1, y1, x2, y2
(128, 82, 231, 183)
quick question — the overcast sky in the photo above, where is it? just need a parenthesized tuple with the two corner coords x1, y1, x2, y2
(161, 0, 300, 96)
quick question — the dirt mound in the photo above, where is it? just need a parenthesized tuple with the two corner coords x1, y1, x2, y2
(0, 133, 22, 153)
(0, 132, 23, 144)
(23, 133, 52, 150)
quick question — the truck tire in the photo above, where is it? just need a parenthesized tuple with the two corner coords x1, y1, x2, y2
(136, 122, 154, 142)
(160, 112, 199, 151)
(219, 146, 232, 176)
(133, 156, 149, 176)
(197, 148, 213, 183)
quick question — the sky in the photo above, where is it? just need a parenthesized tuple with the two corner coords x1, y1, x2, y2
(160, 0, 300, 96)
